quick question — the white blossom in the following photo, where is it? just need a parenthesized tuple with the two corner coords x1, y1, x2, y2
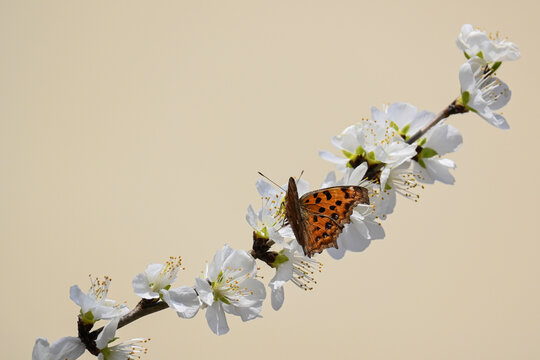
(456, 24, 520, 63)
(247, 178, 310, 249)
(459, 58, 512, 129)
(268, 243, 322, 310)
(194, 245, 266, 335)
(371, 102, 463, 184)
(412, 123, 463, 184)
(132, 257, 183, 299)
(320, 114, 417, 192)
(96, 318, 149, 360)
(70, 276, 129, 324)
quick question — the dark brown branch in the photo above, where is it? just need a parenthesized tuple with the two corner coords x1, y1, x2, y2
(117, 299, 169, 329)
(82, 299, 170, 354)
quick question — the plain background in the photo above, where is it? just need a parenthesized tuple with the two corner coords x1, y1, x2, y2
(2, 1, 539, 359)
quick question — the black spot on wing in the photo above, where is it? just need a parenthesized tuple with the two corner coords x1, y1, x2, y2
(323, 190, 332, 200)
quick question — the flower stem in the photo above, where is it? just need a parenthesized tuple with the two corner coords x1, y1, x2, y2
(406, 99, 466, 144)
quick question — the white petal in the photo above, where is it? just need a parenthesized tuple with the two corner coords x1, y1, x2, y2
(144, 263, 163, 281)
(222, 249, 257, 282)
(408, 110, 434, 136)
(331, 128, 358, 153)
(370, 105, 385, 122)
(295, 178, 311, 197)
(255, 179, 274, 197)
(320, 171, 337, 188)
(348, 163, 368, 184)
(69, 285, 85, 308)
(32, 338, 51, 360)
(387, 102, 418, 128)
(234, 278, 266, 308)
(230, 303, 264, 321)
(413, 161, 435, 184)
(424, 158, 456, 184)
(269, 258, 293, 289)
(49, 337, 85, 360)
(207, 245, 235, 281)
(379, 166, 391, 190)
(271, 286, 285, 311)
(365, 219, 385, 240)
(479, 111, 510, 130)
(96, 317, 119, 350)
(424, 124, 463, 155)
(132, 273, 154, 299)
(377, 189, 396, 217)
(340, 225, 371, 252)
(245, 205, 258, 229)
(458, 62, 475, 91)
(161, 287, 200, 319)
(194, 277, 214, 306)
(319, 150, 348, 167)
(205, 302, 229, 335)
(326, 246, 346, 260)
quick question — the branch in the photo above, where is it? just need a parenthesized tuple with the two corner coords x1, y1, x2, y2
(406, 99, 466, 144)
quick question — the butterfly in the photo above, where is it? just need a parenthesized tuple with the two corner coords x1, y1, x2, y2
(284, 177, 370, 258)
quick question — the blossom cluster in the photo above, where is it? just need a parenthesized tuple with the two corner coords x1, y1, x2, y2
(33, 24, 519, 360)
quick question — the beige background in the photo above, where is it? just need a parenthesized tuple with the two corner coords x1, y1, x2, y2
(1, 1, 539, 359)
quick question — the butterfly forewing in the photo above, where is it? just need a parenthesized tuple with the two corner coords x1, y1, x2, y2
(285, 177, 370, 258)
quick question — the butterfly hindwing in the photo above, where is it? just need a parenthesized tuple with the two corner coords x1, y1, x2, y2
(285, 177, 370, 258)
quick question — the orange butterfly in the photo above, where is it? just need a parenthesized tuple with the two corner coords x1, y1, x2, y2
(284, 177, 370, 257)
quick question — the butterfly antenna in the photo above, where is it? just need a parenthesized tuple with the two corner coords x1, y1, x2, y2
(297, 170, 304, 182)
(257, 172, 286, 192)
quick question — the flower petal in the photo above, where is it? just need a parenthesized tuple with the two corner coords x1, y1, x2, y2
(205, 302, 229, 335)
(69, 285, 85, 308)
(459, 62, 475, 92)
(161, 287, 200, 319)
(319, 150, 348, 168)
(96, 317, 119, 350)
(49, 337, 85, 360)
(32, 338, 50, 360)
(424, 158, 456, 184)
(270, 286, 285, 311)
(207, 245, 235, 281)
(194, 277, 214, 306)
(132, 273, 153, 299)
(387, 102, 418, 129)
(424, 124, 463, 155)
(245, 205, 258, 229)
(222, 250, 257, 283)
(326, 246, 346, 260)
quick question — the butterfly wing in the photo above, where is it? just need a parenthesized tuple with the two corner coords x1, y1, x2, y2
(285, 177, 310, 254)
(299, 186, 370, 257)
